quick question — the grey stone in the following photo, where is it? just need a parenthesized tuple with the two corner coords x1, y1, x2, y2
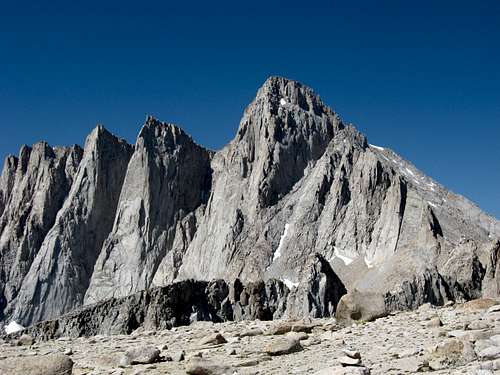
(264, 338, 303, 356)
(199, 333, 227, 346)
(17, 334, 34, 346)
(478, 346, 500, 360)
(186, 358, 233, 375)
(239, 328, 264, 337)
(425, 317, 443, 328)
(475, 370, 494, 375)
(342, 349, 361, 359)
(488, 305, 500, 314)
(265, 322, 294, 335)
(479, 359, 500, 371)
(338, 355, 362, 366)
(119, 345, 161, 366)
(286, 331, 309, 341)
(468, 320, 492, 330)
(426, 338, 477, 370)
(315, 367, 370, 375)
(172, 350, 185, 362)
(0, 353, 73, 374)
(336, 291, 388, 324)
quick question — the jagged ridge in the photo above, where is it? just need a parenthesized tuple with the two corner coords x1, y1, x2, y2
(0, 76, 499, 330)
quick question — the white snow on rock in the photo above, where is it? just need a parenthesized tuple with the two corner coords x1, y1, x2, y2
(333, 247, 354, 265)
(282, 278, 299, 289)
(4, 321, 24, 334)
(364, 256, 375, 269)
(428, 201, 438, 208)
(279, 98, 287, 106)
(405, 168, 416, 178)
(273, 223, 290, 262)
(369, 144, 385, 151)
(189, 312, 198, 323)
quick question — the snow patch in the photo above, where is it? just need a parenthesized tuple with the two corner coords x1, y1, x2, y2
(4, 321, 24, 334)
(282, 278, 299, 289)
(280, 98, 287, 106)
(333, 247, 354, 265)
(428, 201, 438, 208)
(405, 168, 415, 177)
(273, 224, 290, 262)
(364, 256, 375, 269)
(369, 144, 385, 151)
(189, 312, 199, 323)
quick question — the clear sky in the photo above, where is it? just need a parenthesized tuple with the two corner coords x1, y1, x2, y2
(1, 1, 499, 218)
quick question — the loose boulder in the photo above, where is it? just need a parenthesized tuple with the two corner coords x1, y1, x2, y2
(119, 345, 161, 366)
(426, 338, 476, 370)
(0, 353, 73, 375)
(264, 338, 303, 356)
(335, 290, 387, 324)
(186, 358, 233, 375)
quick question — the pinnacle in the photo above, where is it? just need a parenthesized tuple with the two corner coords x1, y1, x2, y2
(254, 76, 328, 116)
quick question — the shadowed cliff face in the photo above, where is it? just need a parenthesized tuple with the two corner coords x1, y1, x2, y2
(1, 76, 499, 327)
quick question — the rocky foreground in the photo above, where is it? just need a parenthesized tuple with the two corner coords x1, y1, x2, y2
(4, 299, 500, 374)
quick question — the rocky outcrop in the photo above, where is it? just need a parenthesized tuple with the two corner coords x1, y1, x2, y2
(1, 76, 500, 329)
(8, 127, 133, 324)
(4, 279, 290, 340)
(287, 254, 347, 318)
(0, 142, 83, 322)
(177, 77, 344, 282)
(176, 77, 500, 317)
(0, 156, 18, 219)
(229, 279, 289, 321)
(85, 118, 213, 303)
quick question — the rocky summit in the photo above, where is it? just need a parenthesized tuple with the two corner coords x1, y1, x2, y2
(0, 76, 500, 373)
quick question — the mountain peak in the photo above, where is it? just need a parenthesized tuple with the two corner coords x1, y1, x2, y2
(139, 116, 186, 142)
(255, 76, 329, 116)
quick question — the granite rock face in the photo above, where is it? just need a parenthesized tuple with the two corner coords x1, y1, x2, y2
(9, 127, 133, 323)
(0, 142, 83, 322)
(1, 76, 499, 329)
(85, 118, 213, 303)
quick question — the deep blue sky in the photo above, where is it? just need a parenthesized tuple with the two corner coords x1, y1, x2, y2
(1, 1, 499, 218)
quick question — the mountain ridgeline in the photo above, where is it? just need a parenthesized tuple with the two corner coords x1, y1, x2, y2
(1, 77, 500, 330)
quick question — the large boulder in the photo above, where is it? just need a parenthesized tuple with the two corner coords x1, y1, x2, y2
(335, 290, 387, 324)
(119, 345, 161, 366)
(0, 353, 73, 375)
(425, 338, 476, 370)
(264, 338, 303, 356)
